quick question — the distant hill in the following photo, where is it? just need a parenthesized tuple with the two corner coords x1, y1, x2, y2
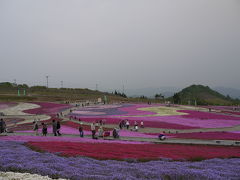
(170, 85, 239, 105)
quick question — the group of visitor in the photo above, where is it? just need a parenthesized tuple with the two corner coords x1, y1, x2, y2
(56, 112, 63, 118)
(118, 120, 145, 131)
(0, 119, 6, 134)
(119, 119, 136, 130)
(118, 120, 144, 132)
(2, 115, 166, 141)
(89, 122, 120, 139)
(119, 120, 126, 129)
(33, 119, 62, 137)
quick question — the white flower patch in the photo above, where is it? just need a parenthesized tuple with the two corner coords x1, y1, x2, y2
(1, 103, 40, 116)
(0, 171, 67, 180)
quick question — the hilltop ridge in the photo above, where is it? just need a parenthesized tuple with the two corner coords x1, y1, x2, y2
(170, 84, 239, 105)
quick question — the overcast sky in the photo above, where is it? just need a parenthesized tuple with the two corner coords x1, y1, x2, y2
(0, 0, 240, 92)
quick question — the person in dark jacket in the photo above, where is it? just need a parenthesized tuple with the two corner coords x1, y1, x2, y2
(113, 128, 119, 139)
(33, 120, 39, 135)
(91, 123, 97, 139)
(0, 119, 6, 133)
(52, 120, 57, 136)
(56, 121, 61, 136)
(79, 123, 84, 137)
(42, 122, 48, 136)
(0, 119, 3, 133)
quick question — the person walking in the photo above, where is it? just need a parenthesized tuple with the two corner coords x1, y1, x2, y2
(98, 126, 104, 138)
(42, 122, 48, 136)
(56, 121, 61, 136)
(91, 122, 96, 139)
(52, 120, 57, 136)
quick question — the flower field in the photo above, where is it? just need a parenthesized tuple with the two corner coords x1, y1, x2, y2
(179, 110, 240, 120)
(26, 141, 240, 161)
(70, 104, 240, 129)
(1, 141, 240, 180)
(1, 102, 240, 179)
(171, 132, 240, 140)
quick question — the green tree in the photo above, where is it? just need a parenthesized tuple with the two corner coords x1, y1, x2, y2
(173, 93, 181, 104)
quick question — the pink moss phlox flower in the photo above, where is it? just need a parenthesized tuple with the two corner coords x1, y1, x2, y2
(179, 110, 240, 120)
(23, 102, 72, 115)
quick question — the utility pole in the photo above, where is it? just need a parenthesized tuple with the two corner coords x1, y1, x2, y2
(122, 84, 125, 94)
(61, 81, 63, 88)
(96, 84, 98, 91)
(46, 76, 49, 88)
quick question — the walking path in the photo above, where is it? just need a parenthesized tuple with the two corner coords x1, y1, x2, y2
(2, 131, 239, 147)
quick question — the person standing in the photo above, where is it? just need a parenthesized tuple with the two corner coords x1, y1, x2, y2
(0, 119, 6, 134)
(119, 121, 123, 129)
(134, 121, 138, 129)
(33, 120, 39, 135)
(98, 126, 104, 138)
(113, 128, 119, 139)
(91, 122, 96, 139)
(0, 119, 3, 134)
(56, 121, 61, 136)
(79, 123, 84, 137)
(126, 120, 130, 130)
(42, 122, 47, 136)
(2, 119, 6, 133)
(140, 121, 144, 128)
(52, 120, 57, 136)
(135, 125, 139, 132)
